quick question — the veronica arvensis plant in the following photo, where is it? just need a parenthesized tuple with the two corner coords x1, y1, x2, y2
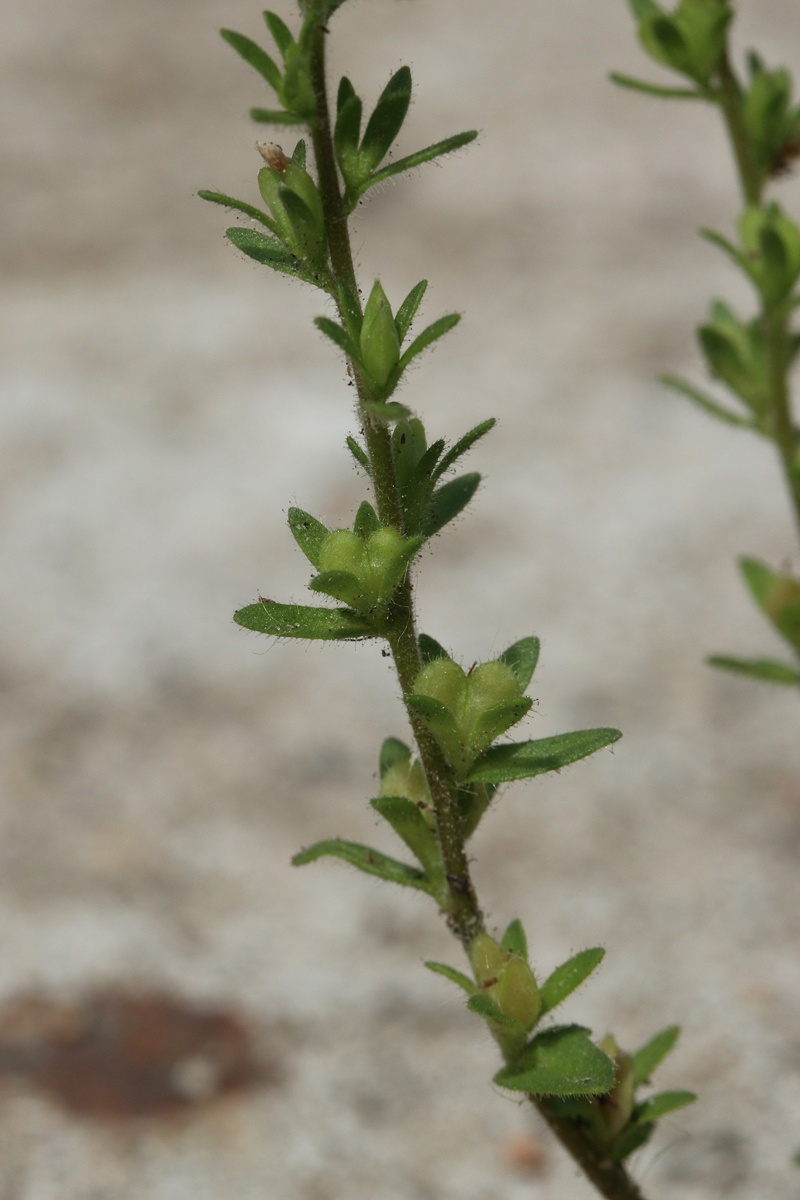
(615, 0, 800, 687)
(200, 4, 694, 1197)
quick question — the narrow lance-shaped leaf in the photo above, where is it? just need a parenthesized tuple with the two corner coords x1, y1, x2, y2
(287, 507, 329, 568)
(467, 992, 526, 1031)
(465, 728, 622, 785)
(292, 838, 431, 893)
(355, 131, 478, 201)
(539, 948, 605, 1015)
(424, 960, 477, 995)
(250, 108, 308, 125)
(263, 10, 294, 58)
(220, 29, 282, 91)
(434, 417, 497, 480)
(234, 600, 375, 640)
(315, 316, 360, 360)
(633, 1090, 697, 1125)
(353, 501, 380, 539)
(197, 190, 281, 237)
(500, 918, 528, 959)
(397, 313, 461, 374)
(370, 796, 444, 881)
(707, 654, 800, 685)
(498, 637, 541, 691)
(631, 1025, 681, 1087)
(423, 473, 481, 538)
(395, 280, 428, 342)
(661, 375, 759, 430)
(346, 435, 370, 474)
(360, 66, 413, 173)
(609, 71, 707, 100)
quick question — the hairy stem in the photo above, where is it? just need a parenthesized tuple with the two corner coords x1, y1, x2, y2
(717, 51, 761, 207)
(716, 51, 800, 545)
(305, 11, 649, 1198)
(306, 17, 482, 947)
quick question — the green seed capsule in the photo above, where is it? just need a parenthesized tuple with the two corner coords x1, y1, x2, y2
(414, 659, 466, 715)
(469, 934, 508, 989)
(490, 955, 541, 1031)
(318, 529, 368, 577)
(460, 661, 522, 728)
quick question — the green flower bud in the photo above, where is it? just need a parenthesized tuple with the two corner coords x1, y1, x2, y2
(360, 281, 400, 389)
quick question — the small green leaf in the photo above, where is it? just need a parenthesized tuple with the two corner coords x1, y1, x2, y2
(362, 400, 411, 422)
(424, 960, 477, 994)
(500, 918, 528, 960)
(611, 1123, 655, 1162)
(397, 314, 461, 374)
(353, 501, 380, 539)
(467, 992, 525, 1030)
(250, 108, 308, 125)
(346, 435, 370, 474)
(631, 1025, 681, 1087)
(470, 697, 533, 750)
(700, 228, 755, 280)
(356, 131, 478, 201)
(633, 1090, 697, 1125)
(370, 796, 443, 880)
(197, 190, 280, 237)
(220, 29, 282, 91)
(661, 374, 759, 430)
(263, 10, 294, 59)
(707, 654, 800, 684)
(539, 948, 605, 1015)
(494, 1025, 615, 1097)
(395, 280, 428, 343)
(418, 633, 450, 664)
(234, 600, 375, 640)
(609, 71, 706, 100)
(335, 77, 362, 154)
(226, 227, 326, 287)
(360, 66, 413, 174)
(379, 737, 411, 777)
(292, 837, 431, 892)
(225, 226, 295, 267)
(315, 316, 360, 359)
(308, 567, 365, 609)
(465, 728, 622, 785)
(433, 418, 497, 481)
(288, 507, 329, 567)
(423, 473, 481, 537)
(498, 637, 541, 691)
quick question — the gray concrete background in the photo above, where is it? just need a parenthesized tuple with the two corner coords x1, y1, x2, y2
(2, 1, 800, 1196)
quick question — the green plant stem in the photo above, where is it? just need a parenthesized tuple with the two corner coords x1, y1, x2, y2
(536, 1103, 647, 1200)
(303, 15, 652, 1199)
(764, 304, 800, 543)
(716, 51, 800, 544)
(717, 51, 761, 207)
(306, 17, 482, 947)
